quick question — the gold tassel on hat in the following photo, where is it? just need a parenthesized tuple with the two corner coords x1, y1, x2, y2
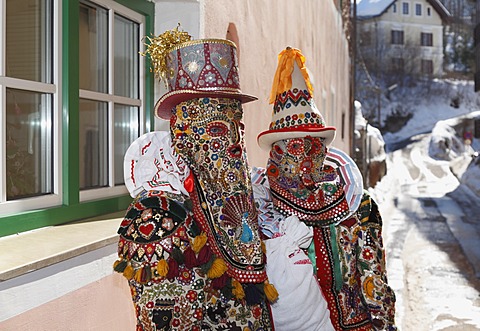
(269, 47, 314, 104)
(140, 23, 192, 83)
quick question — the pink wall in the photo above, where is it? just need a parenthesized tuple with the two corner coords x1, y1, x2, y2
(201, 0, 352, 167)
(0, 274, 135, 331)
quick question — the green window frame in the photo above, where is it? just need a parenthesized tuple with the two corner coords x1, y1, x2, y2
(0, 0, 154, 238)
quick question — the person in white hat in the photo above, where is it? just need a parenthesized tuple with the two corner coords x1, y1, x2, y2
(253, 47, 397, 330)
(114, 26, 275, 330)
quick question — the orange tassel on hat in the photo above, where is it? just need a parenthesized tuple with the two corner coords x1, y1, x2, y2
(269, 47, 314, 104)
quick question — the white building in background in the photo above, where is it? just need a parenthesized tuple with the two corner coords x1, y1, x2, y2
(357, 0, 451, 77)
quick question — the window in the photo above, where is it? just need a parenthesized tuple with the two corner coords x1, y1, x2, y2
(0, 0, 154, 236)
(421, 59, 434, 74)
(421, 33, 433, 46)
(415, 4, 422, 16)
(392, 4, 397, 13)
(427, 7, 431, 16)
(402, 2, 409, 15)
(78, 0, 142, 198)
(391, 30, 404, 45)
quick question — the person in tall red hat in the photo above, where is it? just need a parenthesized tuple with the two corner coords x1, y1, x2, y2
(252, 47, 397, 330)
(114, 26, 275, 330)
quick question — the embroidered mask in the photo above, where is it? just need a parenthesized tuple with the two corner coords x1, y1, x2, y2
(266, 135, 351, 226)
(170, 97, 264, 280)
(170, 97, 251, 204)
(266, 136, 328, 199)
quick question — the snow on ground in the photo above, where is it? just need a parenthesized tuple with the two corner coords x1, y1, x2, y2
(381, 79, 479, 147)
(361, 78, 480, 193)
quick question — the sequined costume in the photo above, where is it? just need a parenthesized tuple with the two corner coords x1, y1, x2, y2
(115, 28, 274, 330)
(253, 153, 396, 330)
(255, 47, 396, 330)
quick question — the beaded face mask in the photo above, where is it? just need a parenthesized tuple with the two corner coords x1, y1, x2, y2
(266, 136, 328, 199)
(170, 97, 264, 277)
(266, 135, 351, 226)
(170, 97, 251, 204)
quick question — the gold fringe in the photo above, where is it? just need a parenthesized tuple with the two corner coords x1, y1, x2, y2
(134, 267, 143, 283)
(192, 232, 207, 254)
(140, 24, 192, 83)
(156, 259, 169, 277)
(207, 258, 227, 279)
(123, 263, 135, 280)
(264, 280, 279, 303)
(232, 279, 245, 300)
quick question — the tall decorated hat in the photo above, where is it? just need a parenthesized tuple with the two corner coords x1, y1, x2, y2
(257, 47, 336, 150)
(142, 25, 257, 120)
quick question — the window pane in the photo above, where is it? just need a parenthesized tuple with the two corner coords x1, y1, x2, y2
(6, 0, 53, 83)
(79, 99, 108, 189)
(416, 4, 422, 16)
(421, 33, 433, 47)
(391, 30, 404, 45)
(114, 14, 140, 98)
(6, 89, 53, 200)
(114, 105, 140, 185)
(79, 1, 108, 93)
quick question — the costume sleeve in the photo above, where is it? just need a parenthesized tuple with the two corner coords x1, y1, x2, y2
(357, 193, 397, 330)
(251, 167, 284, 238)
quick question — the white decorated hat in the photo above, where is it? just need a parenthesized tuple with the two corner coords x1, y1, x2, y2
(257, 47, 336, 151)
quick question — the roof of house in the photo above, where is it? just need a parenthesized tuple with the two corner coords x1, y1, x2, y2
(356, 0, 452, 22)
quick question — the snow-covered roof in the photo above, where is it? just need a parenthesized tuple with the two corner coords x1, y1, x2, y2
(357, 0, 451, 22)
(357, 0, 394, 18)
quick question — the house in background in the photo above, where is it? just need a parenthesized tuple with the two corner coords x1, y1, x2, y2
(357, 0, 451, 77)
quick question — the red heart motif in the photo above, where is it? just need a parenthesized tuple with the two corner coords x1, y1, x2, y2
(184, 172, 194, 193)
(138, 222, 155, 239)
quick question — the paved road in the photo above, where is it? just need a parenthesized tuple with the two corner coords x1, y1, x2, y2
(371, 133, 480, 331)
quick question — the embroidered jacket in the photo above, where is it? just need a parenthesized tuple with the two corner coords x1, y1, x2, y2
(252, 167, 397, 331)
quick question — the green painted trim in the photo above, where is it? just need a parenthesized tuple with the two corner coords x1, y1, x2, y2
(144, 12, 156, 130)
(0, 0, 155, 239)
(0, 195, 131, 237)
(63, 0, 80, 205)
(115, 0, 154, 15)
(114, 0, 156, 129)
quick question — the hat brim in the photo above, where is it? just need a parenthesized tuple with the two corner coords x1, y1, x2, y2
(257, 126, 336, 151)
(155, 90, 258, 120)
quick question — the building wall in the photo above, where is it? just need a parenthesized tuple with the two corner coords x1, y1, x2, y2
(360, 0, 445, 76)
(1, 1, 352, 329)
(154, 0, 352, 168)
